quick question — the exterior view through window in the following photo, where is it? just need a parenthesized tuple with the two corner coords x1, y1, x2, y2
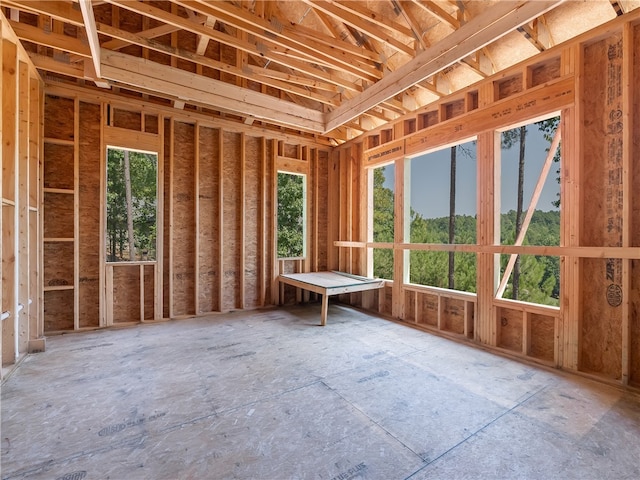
(372, 163, 394, 279)
(106, 147, 158, 262)
(498, 115, 561, 306)
(406, 140, 477, 292)
(277, 172, 306, 258)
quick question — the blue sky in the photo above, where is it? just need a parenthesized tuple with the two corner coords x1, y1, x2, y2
(379, 125, 560, 219)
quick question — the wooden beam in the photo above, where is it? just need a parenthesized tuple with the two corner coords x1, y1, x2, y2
(28, 53, 85, 79)
(324, 0, 565, 132)
(43, 81, 335, 147)
(78, 0, 102, 78)
(95, 22, 342, 104)
(2, 0, 84, 27)
(8, 20, 91, 57)
(100, 50, 325, 132)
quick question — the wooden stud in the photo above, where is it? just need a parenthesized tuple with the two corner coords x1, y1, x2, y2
(168, 119, 174, 318)
(523, 311, 531, 355)
(392, 155, 405, 319)
(156, 115, 165, 320)
(194, 122, 200, 314)
(313, 147, 320, 273)
(2, 37, 18, 363)
(240, 132, 245, 309)
(17, 60, 29, 355)
(621, 22, 632, 385)
(99, 102, 107, 327)
(28, 74, 42, 349)
(139, 263, 144, 321)
(73, 97, 79, 331)
(218, 127, 225, 310)
(270, 139, 279, 306)
(105, 263, 113, 326)
(259, 136, 266, 307)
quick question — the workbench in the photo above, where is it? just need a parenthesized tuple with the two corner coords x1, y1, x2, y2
(278, 271, 385, 325)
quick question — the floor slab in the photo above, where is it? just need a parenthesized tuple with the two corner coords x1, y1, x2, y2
(2, 304, 640, 479)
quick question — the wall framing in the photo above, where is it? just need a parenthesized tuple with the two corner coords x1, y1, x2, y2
(331, 11, 640, 390)
(38, 81, 331, 335)
(1, 12, 44, 378)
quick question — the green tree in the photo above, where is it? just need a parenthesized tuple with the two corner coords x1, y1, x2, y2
(372, 166, 394, 279)
(107, 148, 157, 261)
(536, 116, 561, 208)
(277, 172, 305, 258)
(448, 146, 457, 289)
(502, 126, 527, 300)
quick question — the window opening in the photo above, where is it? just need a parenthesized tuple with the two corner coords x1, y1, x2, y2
(497, 116, 561, 306)
(106, 147, 158, 262)
(277, 172, 306, 258)
(372, 163, 395, 280)
(406, 140, 477, 292)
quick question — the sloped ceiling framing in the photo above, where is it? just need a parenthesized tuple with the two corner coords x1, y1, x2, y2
(2, 0, 638, 141)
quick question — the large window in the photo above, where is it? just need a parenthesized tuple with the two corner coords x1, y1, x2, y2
(497, 116, 561, 306)
(277, 172, 306, 258)
(406, 140, 477, 292)
(372, 163, 394, 279)
(106, 147, 158, 262)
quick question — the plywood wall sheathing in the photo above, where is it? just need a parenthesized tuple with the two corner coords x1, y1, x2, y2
(172, 121, 196, 317)
(529, 313, 556, 362)
(222, 131, 242, 311)
(144, 264, 155, 321)
(579, 32, 624, 380)
(78, 102, 101, 328)
(497, 307, 524, 353)
(630, 23, 640, 388)
(316, 150, 330, 272)
(244, 135, 262, 309)
(197, 125, 220, 314)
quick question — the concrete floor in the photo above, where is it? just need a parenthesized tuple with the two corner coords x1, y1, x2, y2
(2, 304, 640, 480)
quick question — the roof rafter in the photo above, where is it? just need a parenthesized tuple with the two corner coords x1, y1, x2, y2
(324, 0, 565, 132)
(94, 22, 340, 106)
(392, 0, 429, 50)
(177, 0, 382, 80)
(411, 0, 460, 29)
(303, 0, 416, 57)
(103, 0, 371, 92)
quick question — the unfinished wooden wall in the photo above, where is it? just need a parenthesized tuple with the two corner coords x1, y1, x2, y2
(331, 12, 640, 390)
(40, 83, 331, 333)
(1, 12, 44, 378)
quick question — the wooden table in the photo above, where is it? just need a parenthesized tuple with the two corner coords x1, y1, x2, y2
(278, 271, 385, 326)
